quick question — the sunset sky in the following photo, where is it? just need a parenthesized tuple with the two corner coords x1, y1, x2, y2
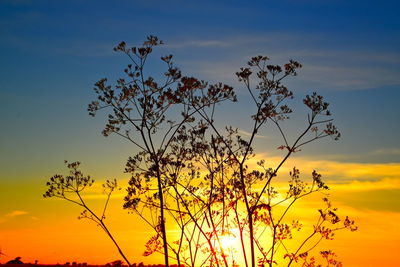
(1, 0, 400, 266)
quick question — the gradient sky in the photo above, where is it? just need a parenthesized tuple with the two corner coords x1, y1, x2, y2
(1, 0, 399, 266)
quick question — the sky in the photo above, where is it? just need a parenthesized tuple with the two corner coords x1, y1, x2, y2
(0, 0, 399, 266)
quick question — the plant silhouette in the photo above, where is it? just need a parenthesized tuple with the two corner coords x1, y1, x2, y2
(0, 247, 6, 261)
(45, 36, 357, 267)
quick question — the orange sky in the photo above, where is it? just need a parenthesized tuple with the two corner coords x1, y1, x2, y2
(1, 157, 400, 266)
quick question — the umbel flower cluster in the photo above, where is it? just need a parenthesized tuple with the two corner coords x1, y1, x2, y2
(45, 36, 356, 267)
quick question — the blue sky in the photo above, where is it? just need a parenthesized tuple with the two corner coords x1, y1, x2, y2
(1, 0, 399, 175)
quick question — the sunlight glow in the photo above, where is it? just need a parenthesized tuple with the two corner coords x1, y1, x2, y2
(219, 231, 237, 251)
(217, 228, 243, 266)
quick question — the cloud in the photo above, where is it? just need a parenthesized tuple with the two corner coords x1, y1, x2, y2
(167, 40, 230, 48)
(245, 153, 400, 213)
(299, 62, 400, 91)
(246, 151, 400, 188)
(5, 210, 28, 218)
(308, 161, 400, 182)
(370, 148, 400, 156)
(3, 25, 398, 91)
(237, 129, 269, 139)
(168, 34, 400, 91)
(0, 210, 29, 224)
(285, 159, 400, 191)
(331, 178, 400, 192)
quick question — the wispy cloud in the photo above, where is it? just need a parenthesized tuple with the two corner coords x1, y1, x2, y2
(237, 129, 269, 139)
(3, 24, 399, 91)
(5, 210, 28, 218)
(286, 159, 400, 185)
(168, 34, 400, 91)
(0, 210, 29, 224)
(370, 148, 400, 156)
(167, 40, 230, 48)
(248, 151, 400, 186)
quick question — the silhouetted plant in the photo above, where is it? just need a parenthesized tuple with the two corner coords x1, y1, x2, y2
(45, 36, 356, 267)
(0, 247, 5, 260)
(43, 161, 130, 266)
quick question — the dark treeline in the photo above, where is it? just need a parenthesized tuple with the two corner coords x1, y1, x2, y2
(1, 264, 183, 267)
(1, 257, 181, 267)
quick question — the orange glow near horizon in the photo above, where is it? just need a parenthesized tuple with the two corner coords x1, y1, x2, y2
(1, 159, 400, 266)
(1, 206, 400, 266)
(1, 206, 399, 266)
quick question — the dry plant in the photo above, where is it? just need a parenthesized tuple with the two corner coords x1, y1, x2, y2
(45, 36, 357, 267)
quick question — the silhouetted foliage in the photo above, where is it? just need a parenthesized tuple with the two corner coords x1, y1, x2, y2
(107, 260, 123, 267)
(45, 36, 356, 267)
(43, 161, 130, 266)
(6, 257, 23, 265)
(0, 247, 6, 260)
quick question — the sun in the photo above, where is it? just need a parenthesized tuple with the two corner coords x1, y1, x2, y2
(220, 233, 236, 249)
(218, 228, 240, 253)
